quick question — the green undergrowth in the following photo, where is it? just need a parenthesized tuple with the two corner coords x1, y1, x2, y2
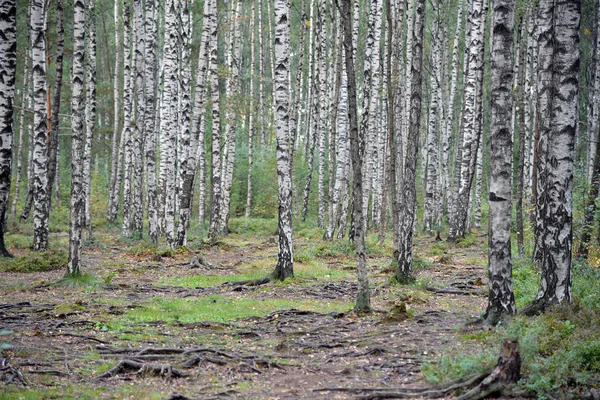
(423, 261, 600, 398)
(0, 249, 67, 273)
(121, 295, 350, 324)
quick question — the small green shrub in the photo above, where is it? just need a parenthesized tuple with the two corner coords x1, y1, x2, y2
(0, 250, 67, 273)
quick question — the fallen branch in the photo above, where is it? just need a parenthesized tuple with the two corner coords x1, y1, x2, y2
(92, 359, 188, 381)
(425, 287, 486, 296)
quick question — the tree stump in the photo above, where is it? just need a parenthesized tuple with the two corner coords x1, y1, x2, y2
(457, 339, 521, 400)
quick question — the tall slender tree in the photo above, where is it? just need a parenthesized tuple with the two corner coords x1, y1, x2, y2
(272, 0, 294, 280)
(46, 0, 64, 208)
(145, 0, 158, 244)
(83, 0, 97, 235)
(108, 0, 122, 223)
(448, 0, 485, 241)
(68, 0, 86, 276)
(526, 0, 580, 312)
(0, 0, 16, 258)
(484, 0, 516, 324)
(339, 0, 371, 312)
(30, 0, 49, 251)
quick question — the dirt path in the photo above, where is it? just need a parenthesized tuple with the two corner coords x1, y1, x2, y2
(0, 232, 489, 399)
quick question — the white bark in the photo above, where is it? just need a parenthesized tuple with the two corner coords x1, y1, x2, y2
(273, 0, 294, 280)
(0, 0, 16, 257)
(30, 0, 49, 251)
(145, 0, 158, 244)
(161, 0, 179, 245)
(68, 0, 86, 275)
(531, 0, 580, 307)
(83, 0, 97, 236)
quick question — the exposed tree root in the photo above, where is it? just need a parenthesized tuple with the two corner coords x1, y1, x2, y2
(316, 340, 524, 400)
(426, 287, 486, 296)
(92, 359, 188, 381)
(0, 358, 27, 386)
(314, 372, 488, 398)
(221, 274, 274, 287)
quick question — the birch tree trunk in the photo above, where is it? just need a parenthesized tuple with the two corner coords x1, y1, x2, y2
(324, 30, 343, 242)
(272, 0, 294, 280)
(175, 0, 195, 246)
(131, 0, 145, 236)
(527, 0, 580, 312)
(587, 0, 600, 186)
(145, 0, 158, 244)
(423, 6, 441, 233)
(258, 0, 267, 145)
(523, 9, 535, 200)
(161, 0, 180, 246)
(246, 0, 257, 218)
(340, 0, 371, 312)
(83, 0, 97, 236)
(219, 0, 242, 235)
(485, 0, 516, 325)
(316, 0, 328, 228)
(448, 0, 484, 241)
(46, 0, 64, 210)
(68, 0, 86, 275)
(396, 0, 425, 283)
(441, 0, 464, 219)
(31, 0, 49, 251)
(0, 0, 16, 257)
(208, 2, 223, 241)
(108, 0, 122, 223)
(121, 4, 134, 237)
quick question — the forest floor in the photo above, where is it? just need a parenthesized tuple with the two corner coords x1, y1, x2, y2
(0, 226, 500, 399)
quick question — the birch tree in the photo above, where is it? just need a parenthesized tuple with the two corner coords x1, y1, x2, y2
(161, 0, 179, 246)
(484, 0, 515, 324)
(246, 0, 257, 218)
(0, 0, 16, 258)
(208, 1, 223, 241)
(423, 5, 441, 233)
(526, 0, 580, 313)
(219, 0, 243, 235)
(396, 0, 425, 283)
(83, 0, 97, 235)
(68, 0, 86, 276)
(177, 0, 214, 244)
(145, 0, 158, 244)
(448, 0, 485, 241)
(121, 4, 134, 237)
(272, 0, 294, 280)
(339, 0, 371, 312)
(47, 0, 64, 208)
(131, 0, 145, 236)
(108, 0, 121, 223)
(30, 0, 49, 251)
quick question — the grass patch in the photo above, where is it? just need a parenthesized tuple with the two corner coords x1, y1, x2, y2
(158, 272, 267, 288)
(56, 273, 103, 289)
(123, 295, 350, 324)
(0, 250, 67, 273)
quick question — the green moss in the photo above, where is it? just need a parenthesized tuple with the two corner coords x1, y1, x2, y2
(0, 250, 67, 273)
